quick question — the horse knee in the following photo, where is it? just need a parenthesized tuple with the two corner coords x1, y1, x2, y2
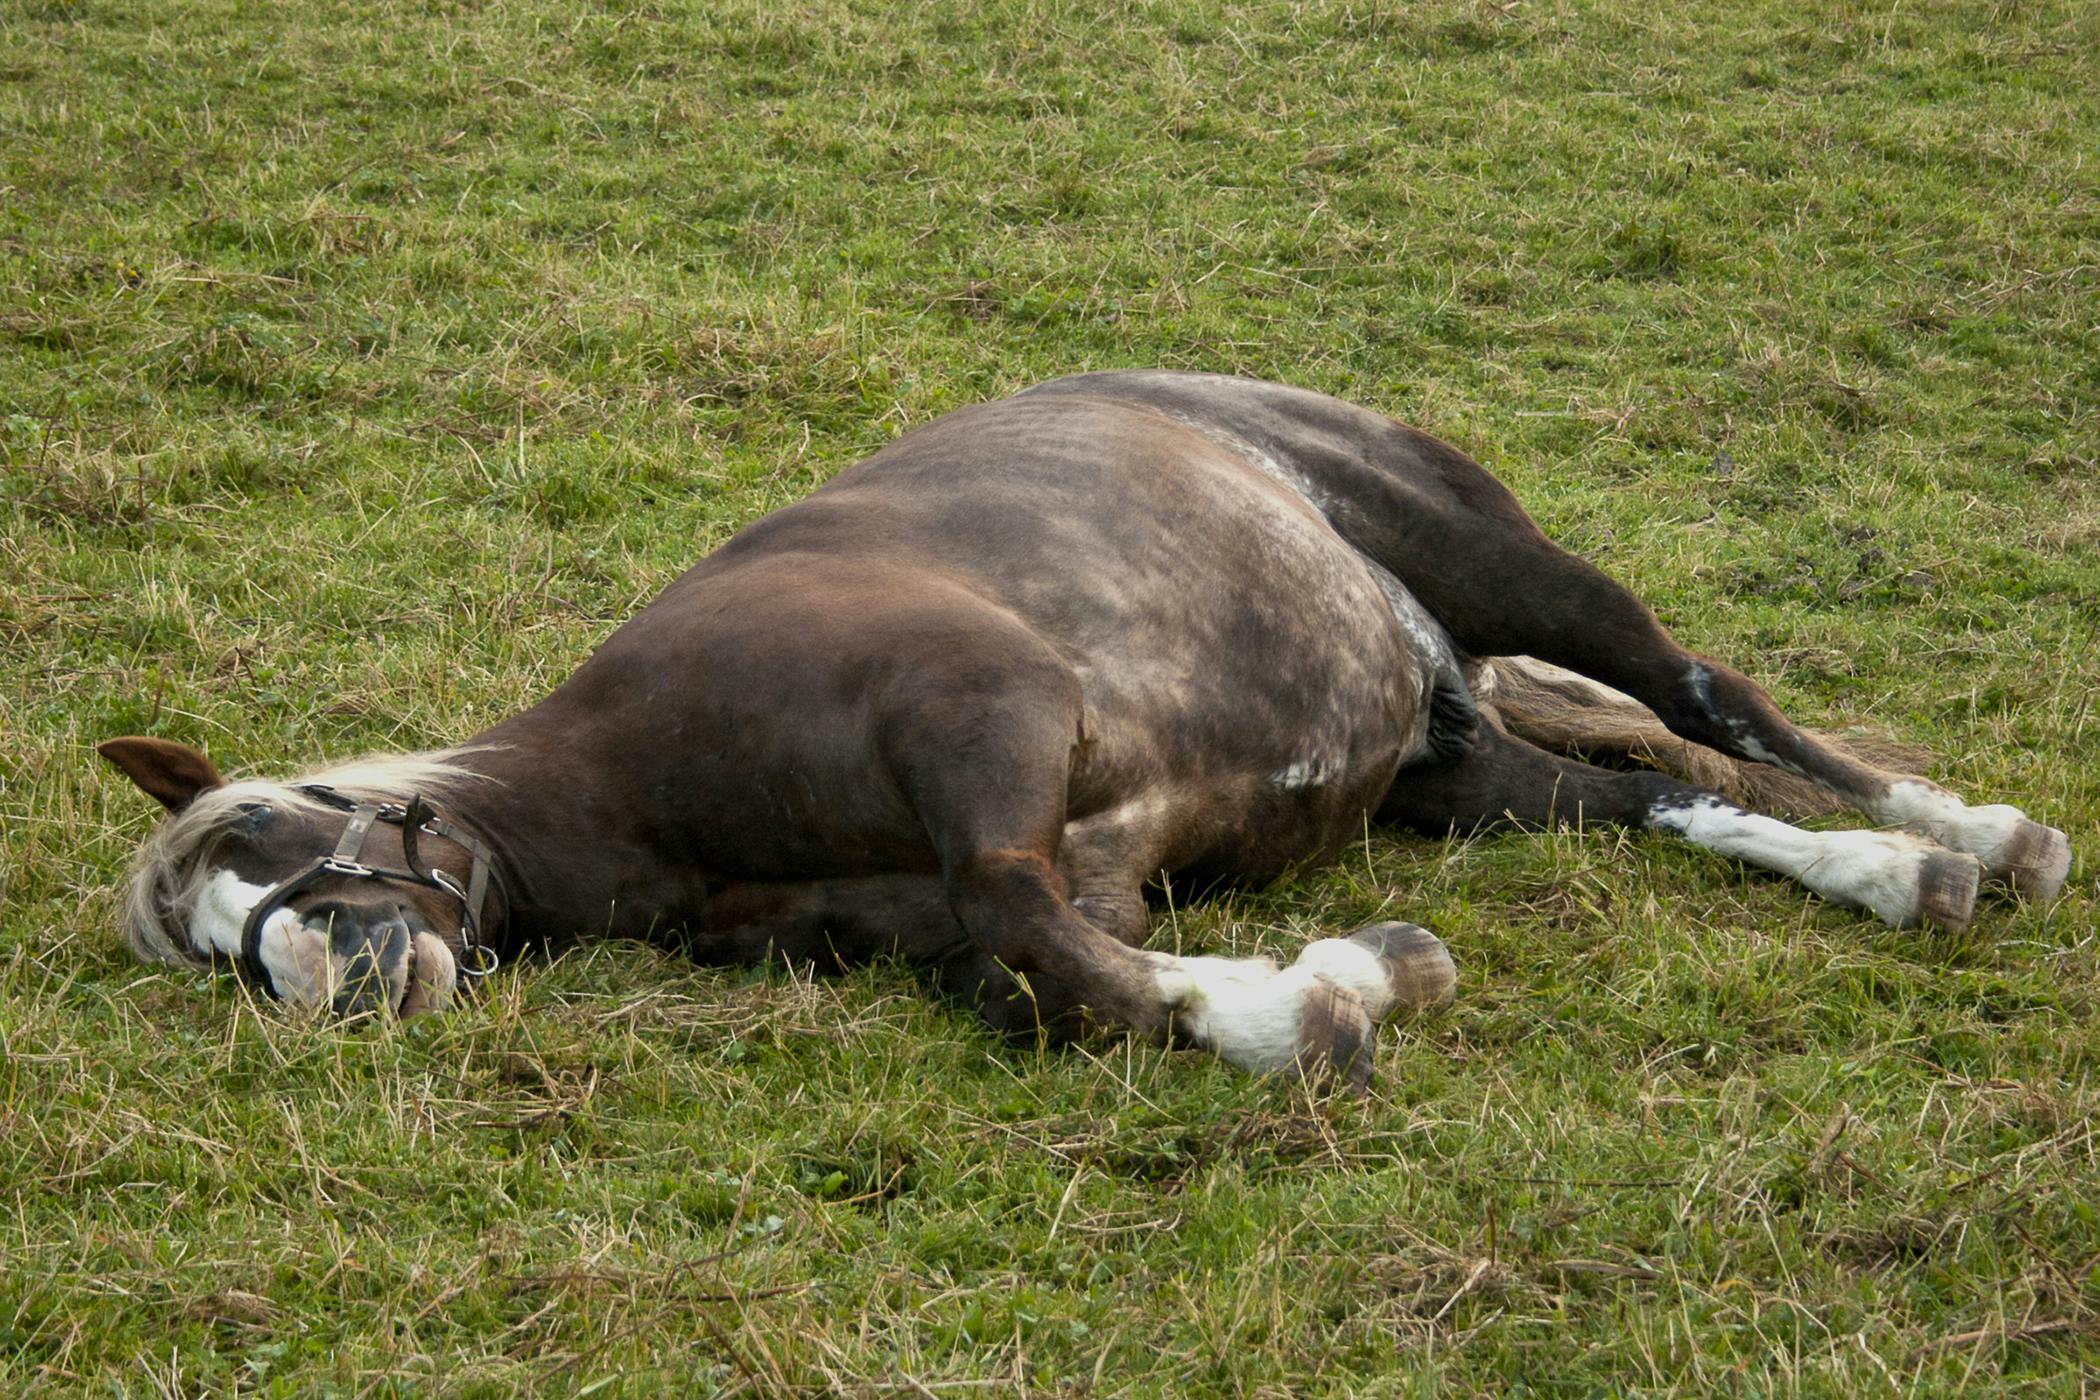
(947, 848, 1066, 955)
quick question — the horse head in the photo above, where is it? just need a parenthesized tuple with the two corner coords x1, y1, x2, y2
(98, 737, 502, 1018)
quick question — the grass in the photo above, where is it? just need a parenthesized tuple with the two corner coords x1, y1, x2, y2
(2, 0, 2096, 1391)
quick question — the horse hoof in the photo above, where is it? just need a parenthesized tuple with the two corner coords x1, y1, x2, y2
(1346, 921, 1458, 1010)
(1296, 978, 1376, 1096)
(1995, 820, 2070, 905)
(1909, 851, 1981, 933)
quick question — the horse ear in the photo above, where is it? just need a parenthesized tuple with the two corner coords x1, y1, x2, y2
(98, 737, 227, 813)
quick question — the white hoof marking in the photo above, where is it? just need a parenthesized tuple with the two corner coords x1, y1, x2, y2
(1878, 781, 2071, 902)
(1151, 936, 1415, 1076)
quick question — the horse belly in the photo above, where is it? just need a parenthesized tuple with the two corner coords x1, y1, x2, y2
(1067, 531, 1431, 887)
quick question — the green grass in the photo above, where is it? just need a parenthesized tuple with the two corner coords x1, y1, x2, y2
(3, 0, 2096, 1391)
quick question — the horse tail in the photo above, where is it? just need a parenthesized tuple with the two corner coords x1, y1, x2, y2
(1468, 656, 1932, 820)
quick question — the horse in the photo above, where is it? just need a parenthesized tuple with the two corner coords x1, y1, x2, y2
(99, 370, 2072, 1090)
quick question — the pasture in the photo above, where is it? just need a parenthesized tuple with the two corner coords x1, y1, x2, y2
(3, 0, 2096, 1391)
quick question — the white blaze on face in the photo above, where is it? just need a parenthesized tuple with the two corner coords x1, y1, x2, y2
(188, 869, 334, 1003)
(184, 867, 424, 1010)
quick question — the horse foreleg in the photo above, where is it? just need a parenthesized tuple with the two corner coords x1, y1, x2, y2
(881, 646, 1446, 1090)
(1382, 722, 1985, 931)
(1140, 923, 1455, 1091)
(698, 874, 963, 969)
(695, 828, 1458, 1089)
(699, 873, 1122, 1043)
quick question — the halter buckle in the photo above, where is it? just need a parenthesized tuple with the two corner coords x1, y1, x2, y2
(323, 856, 374, 878)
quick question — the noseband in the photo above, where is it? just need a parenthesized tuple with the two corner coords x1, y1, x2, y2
(237, 784, 504, 994)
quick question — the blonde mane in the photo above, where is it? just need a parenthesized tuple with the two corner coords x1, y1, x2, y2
(119, 748, 503, 969)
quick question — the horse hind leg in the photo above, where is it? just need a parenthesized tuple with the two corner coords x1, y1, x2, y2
(1382, 721, 1985, 931)
(1476, 655, 2071, 904)
(1272, 401, 2072, 903)
(1364, 484, 2068, 903)
(1583, 643, 2066, 904)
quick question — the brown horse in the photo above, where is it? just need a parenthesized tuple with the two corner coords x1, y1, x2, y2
(100, 371, 2072, 1089)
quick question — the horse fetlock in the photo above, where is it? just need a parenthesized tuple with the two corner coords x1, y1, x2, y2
(1801, 831, 1980, 932)
(1150, 930, 1457, 1090)
(1912, 805, 2066, 905)
(1155, 954, 1379, 1087)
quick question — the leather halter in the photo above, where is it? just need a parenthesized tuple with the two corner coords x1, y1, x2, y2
(237, 784, 503, 994)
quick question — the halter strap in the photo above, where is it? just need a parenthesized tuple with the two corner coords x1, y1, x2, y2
(236, 785, 505, 996)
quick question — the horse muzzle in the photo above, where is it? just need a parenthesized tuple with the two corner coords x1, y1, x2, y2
(272, 901, 460, 1018)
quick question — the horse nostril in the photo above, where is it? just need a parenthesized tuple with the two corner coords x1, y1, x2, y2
(317, 911, 411, 1016)
(332, 949, 387, 1015)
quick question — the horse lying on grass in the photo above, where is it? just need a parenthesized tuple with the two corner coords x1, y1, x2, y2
(101, 371, 2072, 1090)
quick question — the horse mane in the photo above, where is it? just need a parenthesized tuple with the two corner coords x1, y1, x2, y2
(119, 747, 503, 969)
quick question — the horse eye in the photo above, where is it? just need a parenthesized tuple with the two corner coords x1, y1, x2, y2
(233, 802, 274, 837)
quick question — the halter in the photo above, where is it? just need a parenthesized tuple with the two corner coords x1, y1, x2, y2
(237, 784, 504, 995)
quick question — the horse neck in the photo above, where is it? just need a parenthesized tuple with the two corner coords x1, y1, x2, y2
(444, 731, 707, 948)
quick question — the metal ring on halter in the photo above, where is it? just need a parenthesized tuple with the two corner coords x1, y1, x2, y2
(457, 943, 502, 978)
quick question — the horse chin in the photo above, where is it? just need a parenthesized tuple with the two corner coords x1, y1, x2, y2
(398, 932, 460, 1018)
